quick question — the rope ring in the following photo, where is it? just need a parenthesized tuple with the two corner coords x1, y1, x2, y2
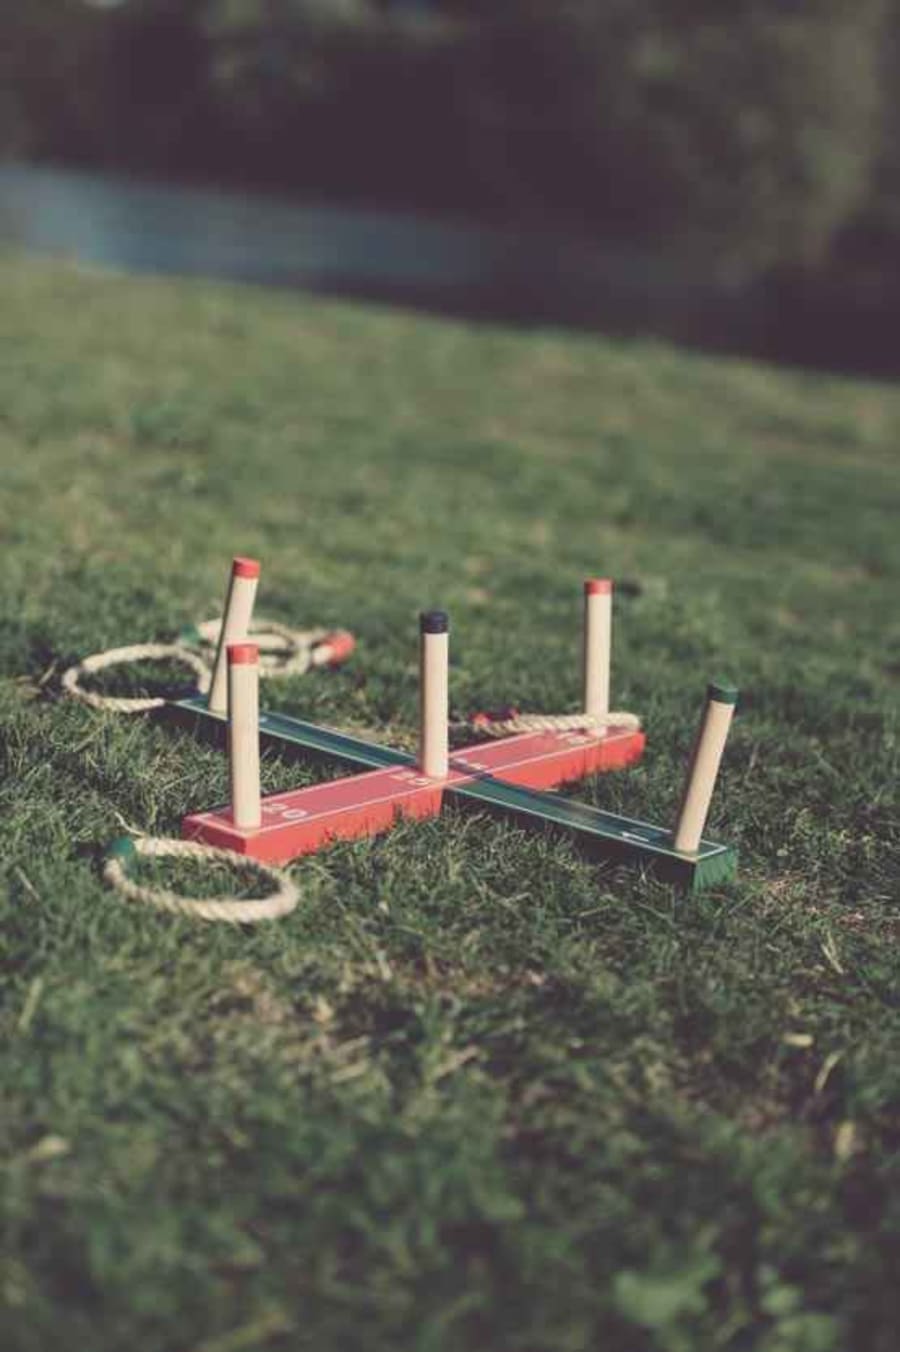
(458, 710, 642, 737)
(103, 837, 300, 924)
(191, 617, 328, 678)
(61, 644, 212, 713)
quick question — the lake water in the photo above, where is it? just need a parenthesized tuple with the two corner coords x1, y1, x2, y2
(0, 163, 752, 338)
(1, 162, 893, 374)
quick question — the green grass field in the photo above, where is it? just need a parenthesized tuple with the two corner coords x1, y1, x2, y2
(1, 254, 898, 1352)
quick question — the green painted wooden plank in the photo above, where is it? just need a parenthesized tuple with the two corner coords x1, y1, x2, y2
(451, 775, 736, 891)
(165, 696, 418, 770)
(163, 697, 737, 892)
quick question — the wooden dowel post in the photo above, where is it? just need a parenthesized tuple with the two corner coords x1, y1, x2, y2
(208, 557, 260, 714)
(419, 610, 449, 779)
(228, 643, 261, 830)
(673, 682, 739, 853)
(583, 578, 612, 724)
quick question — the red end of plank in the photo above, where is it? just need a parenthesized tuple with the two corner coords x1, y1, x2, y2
(584, 578, 612, 595)
(183, 765, 446, 863)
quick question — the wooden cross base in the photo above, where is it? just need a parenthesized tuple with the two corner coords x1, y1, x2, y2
(168, 698, 736, 891)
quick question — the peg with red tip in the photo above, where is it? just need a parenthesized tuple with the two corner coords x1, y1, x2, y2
(583, 578, 612, 725)
(208, 557, 261, 715)
(228, 642, 261, 830)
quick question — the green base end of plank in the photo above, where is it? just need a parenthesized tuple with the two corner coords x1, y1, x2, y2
(452, 775, 738, 894)
(687, 842, 738, 891)
(162, 697, 738, 894)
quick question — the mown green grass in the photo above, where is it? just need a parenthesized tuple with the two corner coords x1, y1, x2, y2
(1, 254, 898, 1352)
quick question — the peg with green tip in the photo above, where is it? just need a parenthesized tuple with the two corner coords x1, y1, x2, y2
(673, 682, 739, 854)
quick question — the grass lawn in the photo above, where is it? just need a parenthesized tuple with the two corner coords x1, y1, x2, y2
(1, 253, 898, 1352)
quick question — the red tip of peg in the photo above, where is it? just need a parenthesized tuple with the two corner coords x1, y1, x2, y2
(227, 643, 259, 665)
(232, 557, 261, 579)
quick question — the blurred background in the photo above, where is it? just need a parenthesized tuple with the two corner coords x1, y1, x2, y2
(2, 0, 899, 373)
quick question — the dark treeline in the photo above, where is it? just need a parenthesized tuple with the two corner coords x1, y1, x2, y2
(3, 0, 900, 292)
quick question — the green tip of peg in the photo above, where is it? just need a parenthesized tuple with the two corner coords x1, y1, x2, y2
(707, 681, 739, 705)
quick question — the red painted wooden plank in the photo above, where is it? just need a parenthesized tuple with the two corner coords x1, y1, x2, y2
(182, 725, 644, 863)
(183, 765, 444, 862)
(451, 724, 645, 789)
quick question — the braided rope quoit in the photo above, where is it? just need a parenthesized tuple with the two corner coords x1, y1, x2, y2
(103, 837, 299, 924)
(61, 617, 352, 714)
(458, 710, 642, 737)
(190, 617, 332, 678)
(61, 644, 212, 713)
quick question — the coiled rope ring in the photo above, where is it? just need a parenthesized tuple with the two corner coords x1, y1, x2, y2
(63, 619, 353, 714)
(457, 710, 642, 737)
(61, 644, 212, 714)
(188, 617, 330, 678)
(103, 837, 299, 924)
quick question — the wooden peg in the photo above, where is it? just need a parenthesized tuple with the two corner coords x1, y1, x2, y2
(227, 642, 261, 830)
(673, 682, 738, 853)
(583, 578, 612, 724)
(208, 557, 260, 715)
(419, 610, 449, 779)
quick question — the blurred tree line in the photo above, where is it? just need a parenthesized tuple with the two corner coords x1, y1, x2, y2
(2, 0, 898, 284)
